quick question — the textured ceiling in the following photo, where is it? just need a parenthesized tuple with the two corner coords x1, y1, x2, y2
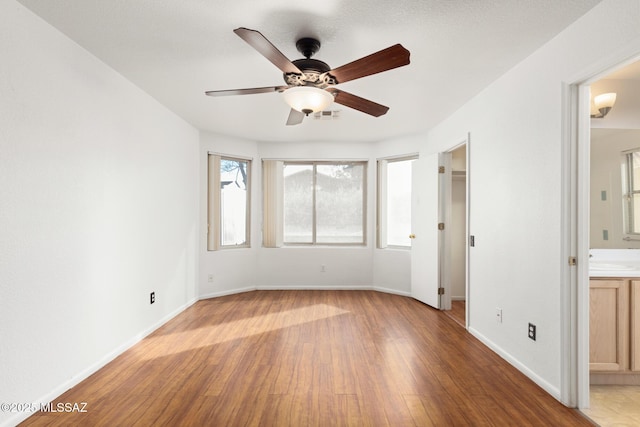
(17, 0, 602, 143)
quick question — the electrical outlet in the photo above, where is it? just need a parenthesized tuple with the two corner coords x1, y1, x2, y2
(496, 308, 503, 323)
(528, 323, 536, 341)
(150, 292, 155, 305)
(208, 274, 214, 283)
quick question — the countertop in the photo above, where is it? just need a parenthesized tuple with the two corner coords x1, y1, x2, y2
(589, 249, 640, 278)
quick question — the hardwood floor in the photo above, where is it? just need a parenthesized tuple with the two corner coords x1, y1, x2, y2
(20, 290, 594, 426)
(446, 300, 465, 328)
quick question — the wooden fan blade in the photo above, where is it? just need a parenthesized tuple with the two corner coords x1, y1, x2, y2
(234, 28, 302, 75)
(327, 88, 389, 117)
(286, 108, 305, 126)
(205, 86, 288, 97)
(324, 44, 410, 84)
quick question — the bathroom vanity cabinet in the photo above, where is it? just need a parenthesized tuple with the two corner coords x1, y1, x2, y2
(633, 280, 640, 372)
(590, 278, 640, 384)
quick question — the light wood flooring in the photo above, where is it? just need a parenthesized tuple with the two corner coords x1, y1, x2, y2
(582, 385, 640, 426)
(20, 290, 594, 426)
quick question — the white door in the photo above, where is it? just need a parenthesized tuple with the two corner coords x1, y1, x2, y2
(411, 153, 441, 308)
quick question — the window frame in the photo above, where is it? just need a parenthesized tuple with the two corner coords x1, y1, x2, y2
(623, 149, 640, 237)
(282, 160, 367, 246)
(207, 153, 251, 251)
(376, 154, 418, 249)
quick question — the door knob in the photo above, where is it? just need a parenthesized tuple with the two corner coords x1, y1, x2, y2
(409, 234, 416, 239)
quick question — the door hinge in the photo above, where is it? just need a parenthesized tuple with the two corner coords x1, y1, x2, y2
(568, 256, 577, 266)
(438, 288, 445, 295)
(438, 222, 445, 230)
(438, 166, 445, 174)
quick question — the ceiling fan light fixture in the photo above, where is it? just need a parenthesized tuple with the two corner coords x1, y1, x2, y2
(282, 86, 334, 116)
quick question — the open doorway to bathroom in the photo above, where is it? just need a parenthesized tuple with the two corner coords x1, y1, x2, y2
(580, 59, 640, 427)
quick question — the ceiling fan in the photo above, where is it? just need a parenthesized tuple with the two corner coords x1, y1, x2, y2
(205, 28, 411, 126)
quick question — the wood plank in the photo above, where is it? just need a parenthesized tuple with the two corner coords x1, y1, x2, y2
(19, 290, 593, 426)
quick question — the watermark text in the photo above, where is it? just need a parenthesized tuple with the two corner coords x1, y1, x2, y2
(1, 402, 88, 413)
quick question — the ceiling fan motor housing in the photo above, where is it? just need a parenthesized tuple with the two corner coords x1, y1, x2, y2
(284, 58, 335, 87)
(283, 37, 337, 87)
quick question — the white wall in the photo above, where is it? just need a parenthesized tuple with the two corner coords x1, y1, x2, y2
(418, 0, 640, 400)
(591, 129, 640, 249)
(0, 2, 199, 426)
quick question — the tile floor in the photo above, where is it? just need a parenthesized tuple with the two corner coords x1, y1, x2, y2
(582, 385, 640, 426)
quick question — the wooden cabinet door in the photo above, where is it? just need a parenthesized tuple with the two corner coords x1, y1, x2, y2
(632, 280, 640, 372)
(589, 279, 629, 371)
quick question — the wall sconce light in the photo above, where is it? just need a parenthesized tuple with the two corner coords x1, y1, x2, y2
(590, 92, 617, 118)
(282, 86, 334, 116)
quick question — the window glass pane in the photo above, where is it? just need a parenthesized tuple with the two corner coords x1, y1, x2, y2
(633, 193, 640, 234)
(386, 160, 413, 246)
(624, 152, 640, 235)
(284, 164, 314, 243)
(633, 152, 640, 188)
(316, 164, 364, 243)
(220, 158, 248, 246)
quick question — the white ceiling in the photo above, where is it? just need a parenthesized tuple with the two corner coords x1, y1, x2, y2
(17, 0, 602, 143)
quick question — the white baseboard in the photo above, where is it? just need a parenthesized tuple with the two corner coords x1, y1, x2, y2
(373, 286, 411, 297)
(468, 327, 561, 401)
(198, 285, 411, 300)
(199, 286, 257, 300)
(256, 285, 373, 291)
(2, 298, 197, 427)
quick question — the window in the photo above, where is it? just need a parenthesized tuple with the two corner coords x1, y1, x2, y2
(281, 161, 366, 245)
(623, 149, 640, 235)
(207, 154, 251, 250)
(377, 156, 416, 248)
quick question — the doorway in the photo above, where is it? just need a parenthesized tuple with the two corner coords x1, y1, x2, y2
(444, 144, 468, 328)
(410, 136, 469, 317)
(570, 58, 640, 425)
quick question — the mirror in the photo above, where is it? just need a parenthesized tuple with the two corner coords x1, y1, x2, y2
(590, 60, 640, 248)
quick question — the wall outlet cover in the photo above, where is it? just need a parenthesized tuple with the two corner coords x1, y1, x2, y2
(528, 323, 536, 341)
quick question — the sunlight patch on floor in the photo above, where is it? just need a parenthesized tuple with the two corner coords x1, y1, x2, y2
(134, 304, 350, 359)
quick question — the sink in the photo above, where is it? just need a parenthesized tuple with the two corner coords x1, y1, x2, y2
(589, 262, 635, 271)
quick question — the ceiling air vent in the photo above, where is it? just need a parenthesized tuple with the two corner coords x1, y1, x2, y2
(313, 110, 340, 120)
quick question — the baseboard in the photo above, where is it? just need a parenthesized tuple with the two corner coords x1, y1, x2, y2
(373, 286, 411, 297)
(198, 285, 411, 300)
(3, 298, 198, 427)
(468, 327, 562, 402)
(199, 286, 257, 300)
(256, 285, 374, 291)
(590, 372, 640, 385)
